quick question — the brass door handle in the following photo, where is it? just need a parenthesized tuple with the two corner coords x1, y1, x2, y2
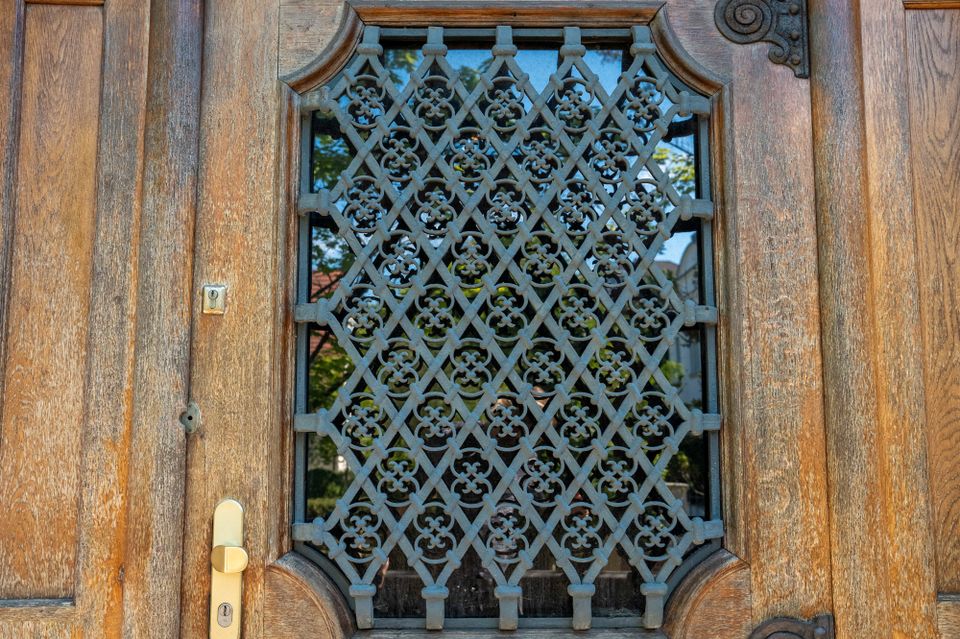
(211, 544, 248, 574)
(210, 499, 246, 639)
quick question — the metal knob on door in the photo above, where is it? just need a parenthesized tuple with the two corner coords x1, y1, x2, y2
(211, 544, 248, 574)
(209, 499, 246, 639)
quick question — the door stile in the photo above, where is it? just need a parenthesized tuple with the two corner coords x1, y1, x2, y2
(121, 1, 204, 638)
(808, 0, 940, 637)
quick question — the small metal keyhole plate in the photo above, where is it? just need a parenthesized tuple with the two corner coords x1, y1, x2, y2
(202, 284, 227, 315)
(217, 602, 233, 628)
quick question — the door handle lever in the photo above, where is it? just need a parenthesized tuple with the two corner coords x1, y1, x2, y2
(210, 499, 246, 639)
(211, 544, 248, 574)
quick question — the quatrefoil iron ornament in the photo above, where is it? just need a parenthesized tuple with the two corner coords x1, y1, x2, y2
(294, 24, 722, 631)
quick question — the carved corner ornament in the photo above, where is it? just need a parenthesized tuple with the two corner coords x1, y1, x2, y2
(749, 614, 835, 639)
(714, 0, 810, 78)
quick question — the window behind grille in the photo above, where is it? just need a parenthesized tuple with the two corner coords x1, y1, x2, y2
(292, 24, 722, 632)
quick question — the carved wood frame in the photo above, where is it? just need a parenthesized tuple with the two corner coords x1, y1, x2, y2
(270, 3, 752, 636)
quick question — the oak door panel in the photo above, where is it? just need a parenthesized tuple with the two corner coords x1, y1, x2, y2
(908, 8, 960, 595)
(0, 3, 103, 601)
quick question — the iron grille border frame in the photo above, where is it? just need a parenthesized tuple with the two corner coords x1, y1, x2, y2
(289, 21, 725, 633)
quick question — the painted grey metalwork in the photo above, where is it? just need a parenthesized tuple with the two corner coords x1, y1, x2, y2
(714, 0, 810, 78)
(749, 614, 835, 639)
(293, 24, 722, 631)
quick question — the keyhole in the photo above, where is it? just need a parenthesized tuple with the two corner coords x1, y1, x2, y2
(209, 289, 219, 300)
(217, 601, 233, 628)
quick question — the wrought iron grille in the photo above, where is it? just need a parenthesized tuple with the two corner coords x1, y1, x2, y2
(293, 24, 722, 632)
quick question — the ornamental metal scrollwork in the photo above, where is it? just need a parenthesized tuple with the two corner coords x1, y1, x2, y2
(749, 614, 836, 639)
(294, 23, 722, 632)
(715, 0, 810, 78)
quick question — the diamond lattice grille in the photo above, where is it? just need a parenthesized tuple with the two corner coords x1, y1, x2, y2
(294, 24, 723, 631)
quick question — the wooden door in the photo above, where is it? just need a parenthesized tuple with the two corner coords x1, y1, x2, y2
(0, 0, 194, 637)
(181, 2, 831, 638)
(0, 1, 957, 639)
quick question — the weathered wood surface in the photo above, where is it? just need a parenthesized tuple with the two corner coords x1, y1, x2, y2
(25, 0, 104, 5)
(74, 0, 152, 632)
(349, 0, 663, 26)
(721, 14, 832, 625)
(854, 0, 939, 636)
(280, 0, 344, 80)
(1, 1, 956, 637)
(0, 0, 23, 448)
(908, 8, 960, 595)
(809, 1, 945, 637)
(940, 595, 960, 639)
(120, 1, 203, 638)
(904, 1, 960, 8)
(264, 553, 353, 639)
(663, 551, 752, 639)
(0, 0, 153, 636)
(0, 4, 103, 600)
(809, 2, 899, 637)
(278, 1, 719, 91)
(179, 0, 286, 637)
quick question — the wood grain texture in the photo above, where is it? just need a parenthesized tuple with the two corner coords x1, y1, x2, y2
(0, 600, 76, 632)
(119, 2, 202, 639)
(0, 0, 25, 464)
(279, 0, 345, 81)
(0, 621, 81, 639)
(71, 0, 152, 633)
(658, 2, 732, 89)
(0, 0, 154, 632)
(808, 2, 893, 637)
(719, 13, 832, 622)
(281, 3, 362, 93)
(663, 551, 752, 639)
(0, 4, 103, 599)
(348, 0, 663, 26)
(264, 553, 353, 639)
(25, 0, 104, 5)
(279, 1, 729, 93)
(809, 1, 943, 636)
(907, 9, 960, 594)
(940, 595, 960, 639)
(179, 0, 286, 636)
(904, 1, 960, 8)
(853, 1, 940, 636)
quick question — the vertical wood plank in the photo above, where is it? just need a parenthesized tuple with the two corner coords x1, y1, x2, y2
(808, 1, 943, 636)
(723, 36, 833, 623)
(855, 1, 939, 636)
(907, 8, 960, 595)
(67, 0, 152, 637)
(0, 4, 103, 599)
(808, 2, 891, 636)
(0, 0, 25, 427)
(71, 0, 152, 634)
(120, 1, 202, 638)
(180, 0, 284, 637)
